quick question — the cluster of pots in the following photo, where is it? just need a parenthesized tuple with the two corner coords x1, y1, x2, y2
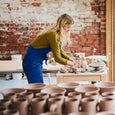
(0, 81, 115, 115)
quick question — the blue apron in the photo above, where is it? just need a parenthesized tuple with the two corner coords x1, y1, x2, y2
(22, 45, 51, 83)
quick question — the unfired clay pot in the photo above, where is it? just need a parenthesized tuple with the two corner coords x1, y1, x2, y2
(3, 109, 19, 115)
(48, 97, 64, 114)
(68, 92, 82, 100)
(80, 97, 97, 114)
(75, 86, 99, 98)
(11, 98, 28, 115)
(64, 97, 80, 114)
(23, 83, 47, 96)
(68, 112, 92, 115)
(4, 93, 17, 102)
(35, 93, 49, 100)
(57, 82, 79, 95)
(41, 88, 66, 96)
(99, 97, 115, 112)
(39, 112, 62, 115)
(96, 112, 115, 115)
(0, 106, 7, 114)
(31, 97, 47, 115)
(101, 92, 115, 99)
(94, 81, 115, 94)
(1, 88, 26, 96)
(0, 98, 11, 108)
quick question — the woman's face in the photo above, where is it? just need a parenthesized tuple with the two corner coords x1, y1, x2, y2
(63, 24, 73, 33)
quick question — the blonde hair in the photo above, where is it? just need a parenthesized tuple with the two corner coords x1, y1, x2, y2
(38, 14, 74, 47)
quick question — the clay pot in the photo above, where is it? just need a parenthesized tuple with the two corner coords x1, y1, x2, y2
(3, 109, 19, 115)
(11, 98, 28, 115)
(57, 82, 79, 95)
(75, 86, 99, 98)
(31, 97, 47, 115)
(23, 83, 47, 96)
(48, 97, 64, 114)
(1, 88, 26, 96)
(0, 106, 7, 114)
(4, 93, 17, 102)
(80, 97, 97, 114)
(68, 92, 82, 100)
(85, 92, 99, 102)
(68, 112, 92, 115)
(101, 92, 115, 99)
(0, 98, 11, 108)
(99, 97, 115, 112)
(64, 97, 80, 114)
(35, 93, 49, 100)
(96, 112, 115, 115)
(39, 112, 62, 115)
(41, 88, 66, 96)
(94, 82, 115, 94)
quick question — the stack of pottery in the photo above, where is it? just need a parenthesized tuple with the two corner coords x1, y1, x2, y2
(0, 82, 115, 115)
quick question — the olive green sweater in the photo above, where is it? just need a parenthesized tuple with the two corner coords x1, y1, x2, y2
(31, 31, 70, 65)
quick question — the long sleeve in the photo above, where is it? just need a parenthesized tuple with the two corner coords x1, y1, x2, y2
(60, 48, 70, 60)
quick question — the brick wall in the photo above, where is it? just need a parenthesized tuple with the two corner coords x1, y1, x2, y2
(0, 0, 106, 60)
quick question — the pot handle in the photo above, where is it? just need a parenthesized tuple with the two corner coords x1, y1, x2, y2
(50, 103, 57, 112)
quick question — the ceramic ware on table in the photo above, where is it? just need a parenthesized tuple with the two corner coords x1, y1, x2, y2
(68, 92, 82, 100)
(64, 97, 80, 114)
(67, 112, 92, 115)
(11, 98, 28, 115)
(0, 98, 11, 108)
(39, 112, 62, 115)
(74, 86, 99, 98)
(94, 81, 115, 94)
(3, 109, 19, 115)
(35, 93, 49, 100)
(57, 82, 80, 95)
(99, 97, 115, 112)
(80, 97, 97, 114)
(23, 83, 47, 96)
(31, 97, 47, 115)
(48, 97, 64, 114)
(101, 92, 115, 99)
(96, 112, 115, 115)
(1, 88, 26, 96)
(4, 93, 17, 102)
(0, 106, 7, 114)
(41, 88, 66, 96)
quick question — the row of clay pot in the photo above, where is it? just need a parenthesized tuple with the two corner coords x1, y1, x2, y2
(0, 90, 115, 115)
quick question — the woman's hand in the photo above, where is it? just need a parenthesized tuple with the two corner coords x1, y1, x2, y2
(67, 60, 75, 66)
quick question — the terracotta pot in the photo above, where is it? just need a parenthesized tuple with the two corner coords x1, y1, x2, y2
(39, 112, 62, 115)
(85, 92, 99, 103)
(35, 93, 49, 100)
(11, 98, 28, 115)
(68, 92, 82, 100)
(31, 97, 47, 115)
(94, 82, 115, 94)
(68, 112, 92, 115)
(23, 83, 47, 96)
(0, 98, 11, 108)
(57, 82, 79, 95)
(4, 93, 17, 102)
(1, 88, 26, 96)
(95, 112, 115, 115)
(101, 92, 115, 99)
(0, 106, 7, 114)
(75, 86, 99, 98)
(48, 97, 64, 114)
(41, 88, 66, 96)
(99, 97, 115, 112)
(3, 109, 19, 115)
(64, 97, 80, 114)
(80, 97, 97, 114)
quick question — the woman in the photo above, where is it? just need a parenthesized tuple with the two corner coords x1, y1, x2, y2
(23, 13, 75, 83)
